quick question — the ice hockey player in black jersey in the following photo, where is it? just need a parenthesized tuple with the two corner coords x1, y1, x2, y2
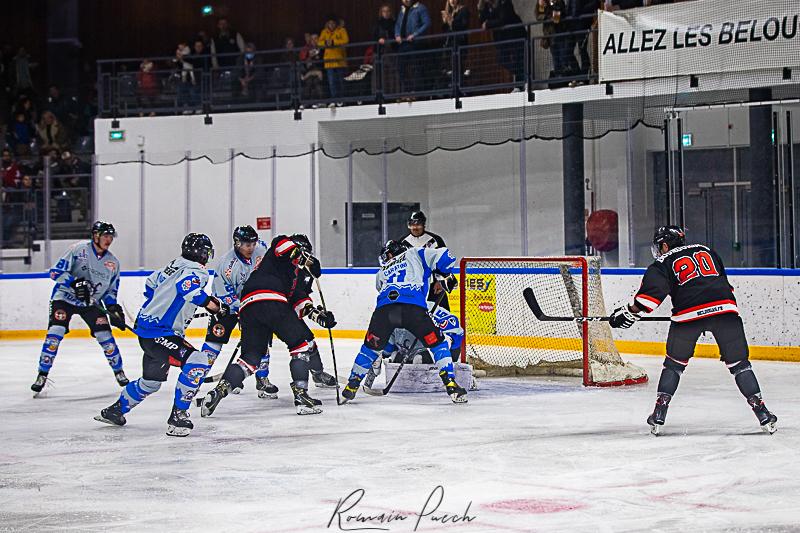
(609, 225, 777, 435)
(200, 234, 336, 416)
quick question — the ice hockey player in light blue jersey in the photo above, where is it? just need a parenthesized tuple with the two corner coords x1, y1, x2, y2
(31, 221, 129, 396)
(384, 301, 464, 363)
(95, 233, 229, 437)
(342, 240, 466, 403)
(199, 225, 278, 398)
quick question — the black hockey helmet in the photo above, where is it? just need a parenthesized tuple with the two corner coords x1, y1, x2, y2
(290, 233, 312, 253)
(233, 225, 258, 248)
(182, 233, 214, 265)
(407, 211, 426, 227)
(91, 220, 117, 238)
(379, 239, 409, 265)
(652, 225, 686, 258)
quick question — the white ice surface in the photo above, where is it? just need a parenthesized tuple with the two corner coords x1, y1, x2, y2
(0, 337, 798, 533)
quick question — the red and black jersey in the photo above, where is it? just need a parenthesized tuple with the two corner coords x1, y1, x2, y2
(634, 244, 737, 323)
(239, 235, 304, 311)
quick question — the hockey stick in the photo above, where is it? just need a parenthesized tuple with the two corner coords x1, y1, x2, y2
(95, 301, 132, 331)
(308, 273, 343, 406)
(522, 287, 671, 323)
(363, 289, 449, 397)
(202, 340, 241, 384)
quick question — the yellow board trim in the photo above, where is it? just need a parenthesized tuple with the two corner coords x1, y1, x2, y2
(2, 329, 799, 362)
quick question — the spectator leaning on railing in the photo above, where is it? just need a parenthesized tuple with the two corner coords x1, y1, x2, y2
(238, 43, 262, 99)
(441, 0, 471, 77)
(395, 0, 432, 98)
(318, 15, 349, 105)
(299, 33, 324, 104)
(479, 0, 527, 89)
(172, 43, 195, 113)
(211, 17, 245, 69)
(136, 59, 159, 115)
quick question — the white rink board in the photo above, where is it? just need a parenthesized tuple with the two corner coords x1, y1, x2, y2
(0, 338, 798, 531)
(2, 270, 800, 349)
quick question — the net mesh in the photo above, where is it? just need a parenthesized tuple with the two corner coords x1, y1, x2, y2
(459, 256, 647, 386)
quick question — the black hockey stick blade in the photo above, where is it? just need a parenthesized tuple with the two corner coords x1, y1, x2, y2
(523, 287, 671, 323)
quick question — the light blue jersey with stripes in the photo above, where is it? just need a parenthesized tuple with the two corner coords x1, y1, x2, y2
(376, 246, 456, 309)
(135, 257, 210, 338)
(211, 241, 268, 313)
(49, 240, 120, 307)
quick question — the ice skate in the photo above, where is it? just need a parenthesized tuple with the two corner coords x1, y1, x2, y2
(94, 400, 126, 426)
(114, 369, 129, 387)
(255, 375, 279, 399)
(31, 372, 49, 397)
(748, 394, 777, 434)
(166, 406, 193, 437)
(291, 382, 322, 415)
(201, 379, 231, 417)
(342, 377, 363, 403)
(439, 370, 467, 404)
(311, 370, 337, 388)
(647, 393, 671, 436)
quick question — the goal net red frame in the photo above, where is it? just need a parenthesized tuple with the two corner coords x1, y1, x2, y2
(457, 256, 648, 387)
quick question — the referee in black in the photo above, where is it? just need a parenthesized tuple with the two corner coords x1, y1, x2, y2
(398, 211, 451, 310)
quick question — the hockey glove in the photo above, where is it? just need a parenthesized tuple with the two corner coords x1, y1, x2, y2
(610, 306, 640, 329)
(105, 303, 127, 330)
(307, 305, 337, 328)
(443, 274, 458, 293)
(207, 296, 231, 319)
(290, 247, 322, 278)
(71, 278, 92, 305)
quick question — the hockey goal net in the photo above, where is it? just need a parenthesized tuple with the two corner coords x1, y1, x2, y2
(458, 256, 647, 386)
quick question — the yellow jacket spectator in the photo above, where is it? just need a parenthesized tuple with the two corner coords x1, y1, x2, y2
(318, 18, 349, 70)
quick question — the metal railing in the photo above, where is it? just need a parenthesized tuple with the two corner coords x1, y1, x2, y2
(97, 17, 599, 117)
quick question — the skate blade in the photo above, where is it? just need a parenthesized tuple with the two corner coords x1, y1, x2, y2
(230, 388, 242, 395)
(362, 386, 383, 396)
(762, 421, 777, 434)
(449, 394, 468, 404)
(32, 391, 43, 399)
(257, 391, 278, 399)
(313, 381, 337, 389)
(93, 414, 125, 426)
(166, 425, 191, 437)
(649, 424, 661, 436)
(200, 401, 216, 418)
(296, 405, 323, 415)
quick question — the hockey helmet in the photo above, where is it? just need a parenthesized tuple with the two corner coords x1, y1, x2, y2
(652, 225, 685, 258)
(182, 233, 214, 265)
(91, 220, 117, 238)
(407, 211, 427, 227)
(379, 239, 408, 265)
(233, 225, 259, 248)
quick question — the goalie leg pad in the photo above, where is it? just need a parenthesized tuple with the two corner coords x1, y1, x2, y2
(96, 330, 123, 372)
(173, 350, 212, 410)
(38, 325, 66, 373)
(657, 356, 686, 396)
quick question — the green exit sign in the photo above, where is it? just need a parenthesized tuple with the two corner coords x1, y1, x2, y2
(681, 133, 693, 147)
(109, 130, 125, 142)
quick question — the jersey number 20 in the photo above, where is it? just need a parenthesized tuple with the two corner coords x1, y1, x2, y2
(672, 251, 719, 285)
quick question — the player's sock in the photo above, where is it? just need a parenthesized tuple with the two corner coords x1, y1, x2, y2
(657, 356, 686, 396)
(37, 325, 66, 374)
(200, 341, 222, 365)
(222, 356, 254, 390)
(431, 340, 456, 380)
(255, 352, 270, 379)
(348, 344, 380, 382)
(289, 356, 311, 389)
(118, 378, 162, 414)
(727, 360, 760, 397)
(95, 330, 123, 372)
(173, 350, 211, 411)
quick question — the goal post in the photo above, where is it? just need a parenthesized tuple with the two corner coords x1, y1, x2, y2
(458, 256, 648, 387)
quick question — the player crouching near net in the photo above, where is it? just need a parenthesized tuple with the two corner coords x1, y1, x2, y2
(609, 225, 777, 435)
(95, 233, 230, 437)
(32, 221, 128, 396)
(341, 240, 466, 404)
(200, 234, 336, 416)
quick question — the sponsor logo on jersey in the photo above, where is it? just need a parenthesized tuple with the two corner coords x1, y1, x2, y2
(224, 267, 233, 279)
(53, 309, 68, 322)
(156, 337, 180, 351)
(478, 302, 494, 312)
(104, 261, 117, 272)
(388, 290, 400, 301)
(212, 324, 226, 337)
(697, 305, 723, 317)
(423, 331, 439, 346)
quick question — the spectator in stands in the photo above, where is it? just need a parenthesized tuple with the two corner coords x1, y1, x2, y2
(172, 43, 195, 113)
(211, 17, 245, 69)
(185, 39, 210, 107)
(441, 0, 471, 77)
(374, 4, 396, 47)
(2, 173, 35, 246)
(7, 111, 34, 155)
(570, 0, 600, 79)
(373, 4, 397, 95)
(395, 0, 432, 98)
(299, 33, 324, 105)
(14, 95, 37, 125)
(11, 47, 34, 95)
(318, 15, 349, 105)
(37, 111, 69, 153)
(537, 0, 578, 80)
(238, 43, 262, 99)
(2, 148, 23, 188)
(136, 59, 159, 116)
(479, 0, 527, 89)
